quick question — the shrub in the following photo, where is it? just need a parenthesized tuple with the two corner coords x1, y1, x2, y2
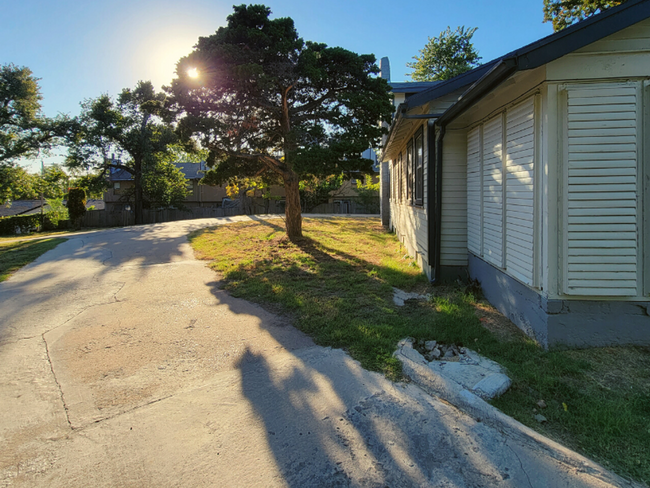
(0, 214, 43, 235)
(67, 188, 87, 228)
(43, 198, 69, 230)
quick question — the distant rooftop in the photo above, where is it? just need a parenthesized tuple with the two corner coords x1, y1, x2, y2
(109, 162, 208, 182)
(389, 81, 441, 94)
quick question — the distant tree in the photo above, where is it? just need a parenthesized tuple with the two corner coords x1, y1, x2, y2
(168, 4, 393, 240)
(543, 0, 626, 31)
(299, 174, 344, 212)
(141, 161, 190, 210)
(71, 172, 109, 200)
(355, 175, 380, 213)
(0, 164, 40, 204)
(0, 64, 70, 166)
(66, 81, 184, 223)
(39, 164, 68, 199)
(43, 197, 68, 230)
(407, 26, 481, 81)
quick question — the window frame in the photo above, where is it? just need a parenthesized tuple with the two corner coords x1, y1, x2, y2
(397, 152, 403, 202)
(414, 127, 424, 207)
(406, 139, 413, 204)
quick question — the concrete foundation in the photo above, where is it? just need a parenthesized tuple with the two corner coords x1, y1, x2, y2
(468, 253, 650, 349)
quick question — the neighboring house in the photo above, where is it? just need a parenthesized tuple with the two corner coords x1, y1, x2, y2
(382, 0, 650, 348)
(0, 200, 47, 218)
(104, 162, 268, 211)
(0, 199, 104, 218)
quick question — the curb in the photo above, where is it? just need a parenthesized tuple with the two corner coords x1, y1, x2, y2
(394, 343, 642, 488)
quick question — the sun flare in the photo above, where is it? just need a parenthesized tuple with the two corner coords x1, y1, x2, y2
(187, 68, 199, 78)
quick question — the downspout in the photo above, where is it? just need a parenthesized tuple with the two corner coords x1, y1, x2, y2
(434, 124, 445, 281)
(426, 59, 517, 284)
(427, 119, 445, 283)
(426, 120, 437, 283)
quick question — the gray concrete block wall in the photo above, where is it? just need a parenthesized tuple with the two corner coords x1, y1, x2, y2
(467, 253, 650, 349)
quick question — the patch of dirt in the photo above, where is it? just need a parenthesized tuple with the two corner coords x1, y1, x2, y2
(472, 301, 528, 342)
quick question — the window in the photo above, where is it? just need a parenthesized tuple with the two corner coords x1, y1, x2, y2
(398, 152, 403, 201)
(414, 129, 423, 206)
(406, 140, 413, 204)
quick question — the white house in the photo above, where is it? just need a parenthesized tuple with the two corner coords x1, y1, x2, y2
(382, 0, 650, 348)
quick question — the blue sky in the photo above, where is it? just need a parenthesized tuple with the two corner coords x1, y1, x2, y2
(2, 0, 553, 171)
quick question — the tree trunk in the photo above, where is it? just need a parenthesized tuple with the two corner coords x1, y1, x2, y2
(134, 160, 143, 225)
(284, 174, 302, 241)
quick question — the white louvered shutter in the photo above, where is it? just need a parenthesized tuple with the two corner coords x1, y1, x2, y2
(482, 116, 504, 267)
(467, 127, 482, 255)
(565, 83, 639, 296)
(505, 97, 535, 285)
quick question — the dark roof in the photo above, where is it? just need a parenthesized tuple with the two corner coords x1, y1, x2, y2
(109, 168, 134, 181)
(389, 82, 441, 94)
(0, 199, 105, 218)
(404, 0, 650, 112)
(172, 162, 207, 179)
(108, 162, 208, 181)
(382, 0, 650, 160)
(0, 200, 43, 218)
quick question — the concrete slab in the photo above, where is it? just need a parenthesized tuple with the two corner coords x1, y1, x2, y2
(399, 339, 512, 400)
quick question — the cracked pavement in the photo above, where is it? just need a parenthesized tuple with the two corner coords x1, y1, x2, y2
(0, 217, 632, 487)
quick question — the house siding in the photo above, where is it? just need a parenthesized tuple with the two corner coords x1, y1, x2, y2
(505, 97, 536, 285)
(466, 127, 482, 256)
(482, 115, 505, 268)
(389, 120, 430, 276)
(562, 82, 641, 297)
(464, 95, 538, 286)
(441, 130, 468, 266)
(547, 18, 650, 82)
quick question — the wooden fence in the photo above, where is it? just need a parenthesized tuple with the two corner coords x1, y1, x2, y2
(82, 197, 380, 228)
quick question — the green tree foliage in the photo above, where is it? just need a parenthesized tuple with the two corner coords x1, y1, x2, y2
(168, 4, 393, 240)
(43, 197, 68, 230)
(0, 165, 40, 204)
(71, 172, 108, 200)
(543, 0, 626, 31)
(141, 161, 190, 210)
(0, 64, 71, 166)
(407, 26, 481, 81)
(66, 81, 184, 223)
(299, 174, 344, 212)
(0, 64, 44, 164)
(39, 164, 68, 199)
(66, 188, 86, 227)
(355, 175, 380, 213)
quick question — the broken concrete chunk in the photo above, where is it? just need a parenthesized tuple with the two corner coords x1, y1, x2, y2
(534, 414, 548, 423)
(424, 340, 437, 351)
(392, 287, 430, 307)
(537, 399, 547, 409)
(471, 373, 512, 400)
(399, 343, 428, 365)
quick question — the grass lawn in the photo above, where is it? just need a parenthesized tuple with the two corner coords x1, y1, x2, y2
(190, 217, 650, 484)
(0, 228, 100, 242)
(0, 238, 67, 282)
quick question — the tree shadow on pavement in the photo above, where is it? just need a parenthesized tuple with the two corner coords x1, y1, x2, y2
(212, 282, 553, 487)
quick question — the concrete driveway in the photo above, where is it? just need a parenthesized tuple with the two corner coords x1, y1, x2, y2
(0, 217, 631, 487)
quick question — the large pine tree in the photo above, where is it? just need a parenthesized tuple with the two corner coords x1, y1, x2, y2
(168, 4, 393, 240)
